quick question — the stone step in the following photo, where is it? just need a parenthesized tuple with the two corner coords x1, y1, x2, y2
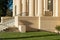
(0, 17, 14, 31)
(2, 27, 19, 32)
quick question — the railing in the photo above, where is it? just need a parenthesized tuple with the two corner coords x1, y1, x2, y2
(0, 12, 28, 31)
(0, 17, 14, 31)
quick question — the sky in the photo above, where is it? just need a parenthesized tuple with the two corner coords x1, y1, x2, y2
(8, 0, 13, 11)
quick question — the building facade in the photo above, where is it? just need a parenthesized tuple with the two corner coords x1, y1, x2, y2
(0, 0, 60, 32)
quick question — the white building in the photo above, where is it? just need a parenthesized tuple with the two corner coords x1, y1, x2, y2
(0, 0, 60, 32)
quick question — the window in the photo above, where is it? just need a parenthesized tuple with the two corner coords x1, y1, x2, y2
(48, 0, 53, 11)
(44, 0, 53, 16)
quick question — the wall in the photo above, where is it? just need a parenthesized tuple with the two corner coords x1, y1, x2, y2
(18, 16, 39, 31)
(58, 0, 60, 16)
(40, 16, 60, 32)
(18, 16, 60, 32)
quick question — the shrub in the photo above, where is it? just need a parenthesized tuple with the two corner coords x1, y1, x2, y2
(56, 26, 60, 34)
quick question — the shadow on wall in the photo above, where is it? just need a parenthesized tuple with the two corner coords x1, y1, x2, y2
(20, 20, 40, 32)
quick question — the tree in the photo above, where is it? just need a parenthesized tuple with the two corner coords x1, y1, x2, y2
(0, 0, 9, 16)
(2, 0, 9, 16)
(0, 0, 5, 16)
(0, 0, 13, 17)
(7, 0, 13, 16)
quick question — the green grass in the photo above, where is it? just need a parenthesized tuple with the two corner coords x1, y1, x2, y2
(0, 31, 60, 40)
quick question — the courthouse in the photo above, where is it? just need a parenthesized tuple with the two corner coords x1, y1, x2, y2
(0, 0, 60, 32)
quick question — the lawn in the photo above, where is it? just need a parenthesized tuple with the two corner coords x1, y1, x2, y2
(0, 31, 60, 40)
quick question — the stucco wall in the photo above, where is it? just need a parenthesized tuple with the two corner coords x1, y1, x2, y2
(58, 0, 60, 16)
(18, 16, 39, 31)
(40, 16, 60, 32)
(18, 16, 60, 32)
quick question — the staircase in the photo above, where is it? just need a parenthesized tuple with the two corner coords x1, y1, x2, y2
(3, 27, 19, 32)
(0, 17, 15, 32)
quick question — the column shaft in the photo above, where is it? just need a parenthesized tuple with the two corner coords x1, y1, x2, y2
(16, 0, 22, 16)
(45, 0, 48, 11)
(26, 0, 29, 16)
(53, 0, 58, 17)
(29, 0, 35, 16)
(38, 0, 42, 16)
(13, 0, 16, 16)
(22, 0, 27, 16)
(35, 0, 38, 16)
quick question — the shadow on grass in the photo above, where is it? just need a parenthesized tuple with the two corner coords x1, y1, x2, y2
(0, 34, 60, 40)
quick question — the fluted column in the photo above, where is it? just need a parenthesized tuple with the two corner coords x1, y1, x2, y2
(27, 0, 29, 16)
(38, 0, 42, 16)
(29, 0, 35, 16)
(22, 0, 27, 16)
(35, 0, 38, 16)
(53, 0, 58, 17)
(44, 0, 48, 11)
(13, 0, 16, 16)
(16, 0, 22, 16)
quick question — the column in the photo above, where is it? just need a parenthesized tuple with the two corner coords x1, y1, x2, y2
(35, 0, 38, 16)
(44, 0, 48, 11)
(29, 0, 35, 16)
(53, 0, 58, 17)
(26, 0, 29, 16)
(44, 0, 49, 15)
(38, 0, 42, 16)
(22, 0, 27, 16)
(16, 0, 22, 16)
(13, 0, 16, 16)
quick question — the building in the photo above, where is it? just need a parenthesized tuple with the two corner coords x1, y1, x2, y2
(0, 0, 60, 32)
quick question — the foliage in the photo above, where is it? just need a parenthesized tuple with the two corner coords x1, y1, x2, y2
(56, 25, 60, 34)
(56, 26, 60, 31)
(0, 0, 7, 16)
(0, 0, 12, 16)
(6, 9, 12, 16)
